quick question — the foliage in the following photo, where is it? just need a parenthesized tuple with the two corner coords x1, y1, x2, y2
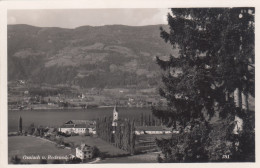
(156, 121, 210, 162)
(66, 157, 82, 164)
(96, 117, 135, 154)
(8, 24, 172, 89)
(18, 116, 22, 133)
(156, 118, 254, 162)
(153, 7, 254, 125)
(153, 8, 255, 162)
(10, 155, 21, 164)
(27, 123, 36, 135)
(96, 117, 114, 143)
(91, 146, 101, 158)
(39, 159, 48, 164)
(52, 159, 64, 164)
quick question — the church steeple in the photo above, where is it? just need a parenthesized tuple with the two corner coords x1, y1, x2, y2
(113, 104, 118, 113)
(112, 104, 118, 126)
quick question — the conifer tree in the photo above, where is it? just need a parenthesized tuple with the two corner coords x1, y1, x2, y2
(153, 8, 255, 162)
(18, 116, 22, 133)
(153, 8, 254, 127)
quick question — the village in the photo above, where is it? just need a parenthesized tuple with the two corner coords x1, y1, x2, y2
(8, 105, 178, 164)
(8, 80, 167, 111)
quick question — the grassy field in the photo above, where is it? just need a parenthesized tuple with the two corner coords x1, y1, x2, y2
(98, 152, 159, 163)
(135, 134, 172, 153)
(8, 136, 72, 164)
(64, 136, 128, 157)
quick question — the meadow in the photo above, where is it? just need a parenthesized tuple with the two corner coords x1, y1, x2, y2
(8, 136, 72, 164)
(64, 136, 128, 157)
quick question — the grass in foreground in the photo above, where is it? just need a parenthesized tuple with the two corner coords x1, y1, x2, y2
(64, 136, 129, 157)
(8, 136, 72, 164)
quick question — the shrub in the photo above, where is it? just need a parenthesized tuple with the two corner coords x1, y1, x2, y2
(10, 155, 21, 164)
(156, 121, 211, 162)
(91, 146, 101, 158)
(66, 157, 81, 164)
(39, 159, 47, 164)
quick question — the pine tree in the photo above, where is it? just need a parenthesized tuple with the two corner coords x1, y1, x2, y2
(153, 8, 255, 162)
(130, 120, 136, 154)
(153, 7, 254, 127)
(18, 116, 22, 133)
(140, 113, 144, 126)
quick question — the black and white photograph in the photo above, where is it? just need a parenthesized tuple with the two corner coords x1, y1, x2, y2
(0, 0, 257, 166)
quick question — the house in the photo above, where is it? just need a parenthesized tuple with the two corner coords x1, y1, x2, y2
(76, 143, 93, 160)
(59, 124, 87, 134)
(135, 126, 173, 135)
(58, 120, 96, 135)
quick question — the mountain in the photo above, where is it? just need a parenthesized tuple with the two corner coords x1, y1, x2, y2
(8, 24, 176, 88)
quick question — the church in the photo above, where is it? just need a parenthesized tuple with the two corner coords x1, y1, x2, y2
(112, 105, 118, 127)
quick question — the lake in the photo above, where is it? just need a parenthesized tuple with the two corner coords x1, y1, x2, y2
(8, 107, 152, 132)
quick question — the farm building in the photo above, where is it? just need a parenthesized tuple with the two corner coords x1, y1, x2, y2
(76, 143, 93, 160)
(58, 120, 96, 135)
(135, 126, 174, 135)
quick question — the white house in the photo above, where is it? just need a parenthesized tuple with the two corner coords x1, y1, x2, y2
(59, 124, 87, 134)
(59, 120, 96, 135)
(76, 143, 93, 160)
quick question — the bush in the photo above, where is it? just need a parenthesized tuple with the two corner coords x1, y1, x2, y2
(156, 118, 255, 163)
(156, 121, 211, 162)
(66, 157, 82, 164)
(52, 159, 64, 164)
(39, 159, 48, 164)
(10, 155, 21, 164)
(91, 146, 101, 158)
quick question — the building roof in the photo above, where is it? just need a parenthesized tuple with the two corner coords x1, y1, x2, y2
(60, 124, 87, 128)
(113, 105, 118, 113)
(65, 120, 95, 125)
(61, 120, 96, 128)
(79, 143, 92, 151)
(135, 126, 172, 131)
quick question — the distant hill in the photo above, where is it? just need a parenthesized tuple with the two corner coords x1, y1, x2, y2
(8, 24, 177, 88)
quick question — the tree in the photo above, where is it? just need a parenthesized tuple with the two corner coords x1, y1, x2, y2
(153, 7, 254, 127)
(140, 113, 144, 126)
(18, 116, 22, 133)
(10, 155, 21, 164)
(27, 123, 35, 135)
(153, 8, 254, 162)
(91, 146, 101, 158)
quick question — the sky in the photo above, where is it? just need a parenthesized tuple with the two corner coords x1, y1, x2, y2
(8, 9, 169, 28)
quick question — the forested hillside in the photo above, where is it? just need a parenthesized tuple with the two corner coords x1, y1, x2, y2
(8, 24, 176, 88)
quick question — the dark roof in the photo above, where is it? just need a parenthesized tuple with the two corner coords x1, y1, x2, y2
(65, 120, 95, 125)
(60, 124, 87, 128)
(80, 144, 92, 151)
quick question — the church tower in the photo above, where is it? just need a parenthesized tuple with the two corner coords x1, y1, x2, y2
(112, 104, 118, 127)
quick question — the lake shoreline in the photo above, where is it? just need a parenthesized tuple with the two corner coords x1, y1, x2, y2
(8, 107, 153, 132)
(9, 106, 151, 111)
